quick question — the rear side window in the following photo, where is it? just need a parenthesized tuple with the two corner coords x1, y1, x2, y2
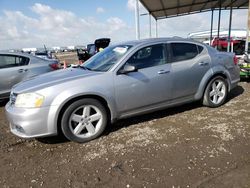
(197, 45, 204, 53)
(170, 43, 199, 62)
(16, 56, 29, 66)
(0, 55, 29, 69)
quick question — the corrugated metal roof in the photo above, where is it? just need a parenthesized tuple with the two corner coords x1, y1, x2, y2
(140, 0, 248, 19)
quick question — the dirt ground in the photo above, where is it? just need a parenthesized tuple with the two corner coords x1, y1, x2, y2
(0, 81, 250, 188)
(54, 52, 79, 65)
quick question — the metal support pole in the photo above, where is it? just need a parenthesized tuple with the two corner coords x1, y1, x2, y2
(217, 1, 222, 50)
(135, 0, 140, 40)
(155, 19, 158, 38)
(149, 13, 152, 38)
(245, 0, 250, 53)
(227, 6, 233, 52)
(210, 10, 214, 46)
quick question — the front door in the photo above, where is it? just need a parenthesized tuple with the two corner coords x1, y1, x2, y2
(114, 44, 172, 115)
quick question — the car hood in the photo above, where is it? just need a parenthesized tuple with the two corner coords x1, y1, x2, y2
(13, 68, 103, 93)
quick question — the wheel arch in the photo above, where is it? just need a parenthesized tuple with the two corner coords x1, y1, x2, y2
(56, 94, 112, 135)
(194, 70, 229, 100)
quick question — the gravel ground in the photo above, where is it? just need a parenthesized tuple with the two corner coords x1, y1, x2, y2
(0, 82, 249, 188)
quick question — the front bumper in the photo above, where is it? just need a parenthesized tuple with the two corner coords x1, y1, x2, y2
(5, 102, 57, 138)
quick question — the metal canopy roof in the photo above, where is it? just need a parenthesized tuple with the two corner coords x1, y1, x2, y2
(140, 0, 249, 19)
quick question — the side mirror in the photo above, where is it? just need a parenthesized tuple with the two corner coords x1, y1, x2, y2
(118, 64, 137, 74)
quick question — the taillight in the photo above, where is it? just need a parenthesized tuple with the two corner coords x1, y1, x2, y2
(49, 63, 59, 70)
(233, 56, 238, 65)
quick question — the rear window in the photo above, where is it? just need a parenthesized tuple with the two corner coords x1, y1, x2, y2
(170, 43, 199, 62)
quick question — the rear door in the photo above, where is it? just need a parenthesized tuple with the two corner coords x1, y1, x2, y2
(168, 42, 211, 99)
(0, 55, 29, 96)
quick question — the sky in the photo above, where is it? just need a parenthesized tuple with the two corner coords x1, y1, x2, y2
(0, 0, 248, 50)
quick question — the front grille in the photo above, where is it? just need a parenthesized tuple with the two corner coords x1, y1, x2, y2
(10, 92, 17, 105)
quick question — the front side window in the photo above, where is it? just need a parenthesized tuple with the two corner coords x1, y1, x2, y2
(125, 44, 166, 69)
(0, 55, 29, 69)
(170, 43, 199, 62)
(0, 55, 16, 68)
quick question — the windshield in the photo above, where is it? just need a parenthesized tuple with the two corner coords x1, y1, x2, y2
(82, 44, 132, 72)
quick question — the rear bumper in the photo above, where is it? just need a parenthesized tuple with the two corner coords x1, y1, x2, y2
(5, 102, 57, 138)
(230, 77, 240, 91)
(240, 69, 250, 77)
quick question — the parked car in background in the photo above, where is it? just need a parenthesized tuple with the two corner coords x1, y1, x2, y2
(5, 38, 240, 143)
(211, 37, 250, 55)
(77, 38, 111, 62)
(206, 37, 250, 79)
(33, 51, 52, 60)
(94, 38, 110, 53)
(238, 52, 250, 78)
(0, 52, 59, 99)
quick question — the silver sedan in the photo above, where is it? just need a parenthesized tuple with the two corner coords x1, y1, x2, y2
(5, 38, 240, 143)
(0, 52, 59, 100)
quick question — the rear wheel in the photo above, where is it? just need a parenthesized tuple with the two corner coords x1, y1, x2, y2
(61, 98, 107, 143)
(203, 76, 228, 107)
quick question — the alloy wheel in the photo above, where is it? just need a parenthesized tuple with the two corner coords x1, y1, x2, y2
(209, 80, 226, 105)
(69, 105, 103, 138)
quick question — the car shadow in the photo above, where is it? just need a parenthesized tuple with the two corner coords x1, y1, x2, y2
(37, 85, 244, 144)
(227, 85, 244, 101)
(36, 102, 203, 145)
(36, 135, 69, 144)
(240, 78, 250, 83)
(0, 99, 8, 107)
(106, 102, 202, 134)
(106, 85, 245, 136)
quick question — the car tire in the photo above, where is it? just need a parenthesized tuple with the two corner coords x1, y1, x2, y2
(203, 76, 228, 108)
(61, 98, 107, 143)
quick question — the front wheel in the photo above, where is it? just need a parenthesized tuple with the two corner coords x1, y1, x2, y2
(61, 98, 107, 143)
(203, 76, 228, 108)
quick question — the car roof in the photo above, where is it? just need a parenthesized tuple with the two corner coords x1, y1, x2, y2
(0, 51, 36, 58)
(0, 51, 52, 62)
(116, 37, 205, 47)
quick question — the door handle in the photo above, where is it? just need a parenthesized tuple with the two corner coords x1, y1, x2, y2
(158, 70, 170, 74)
(18, 69, 28, 73)
(199, 62, 209, 66)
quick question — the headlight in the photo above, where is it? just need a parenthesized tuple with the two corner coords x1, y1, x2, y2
(15, 93, 45, 108)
